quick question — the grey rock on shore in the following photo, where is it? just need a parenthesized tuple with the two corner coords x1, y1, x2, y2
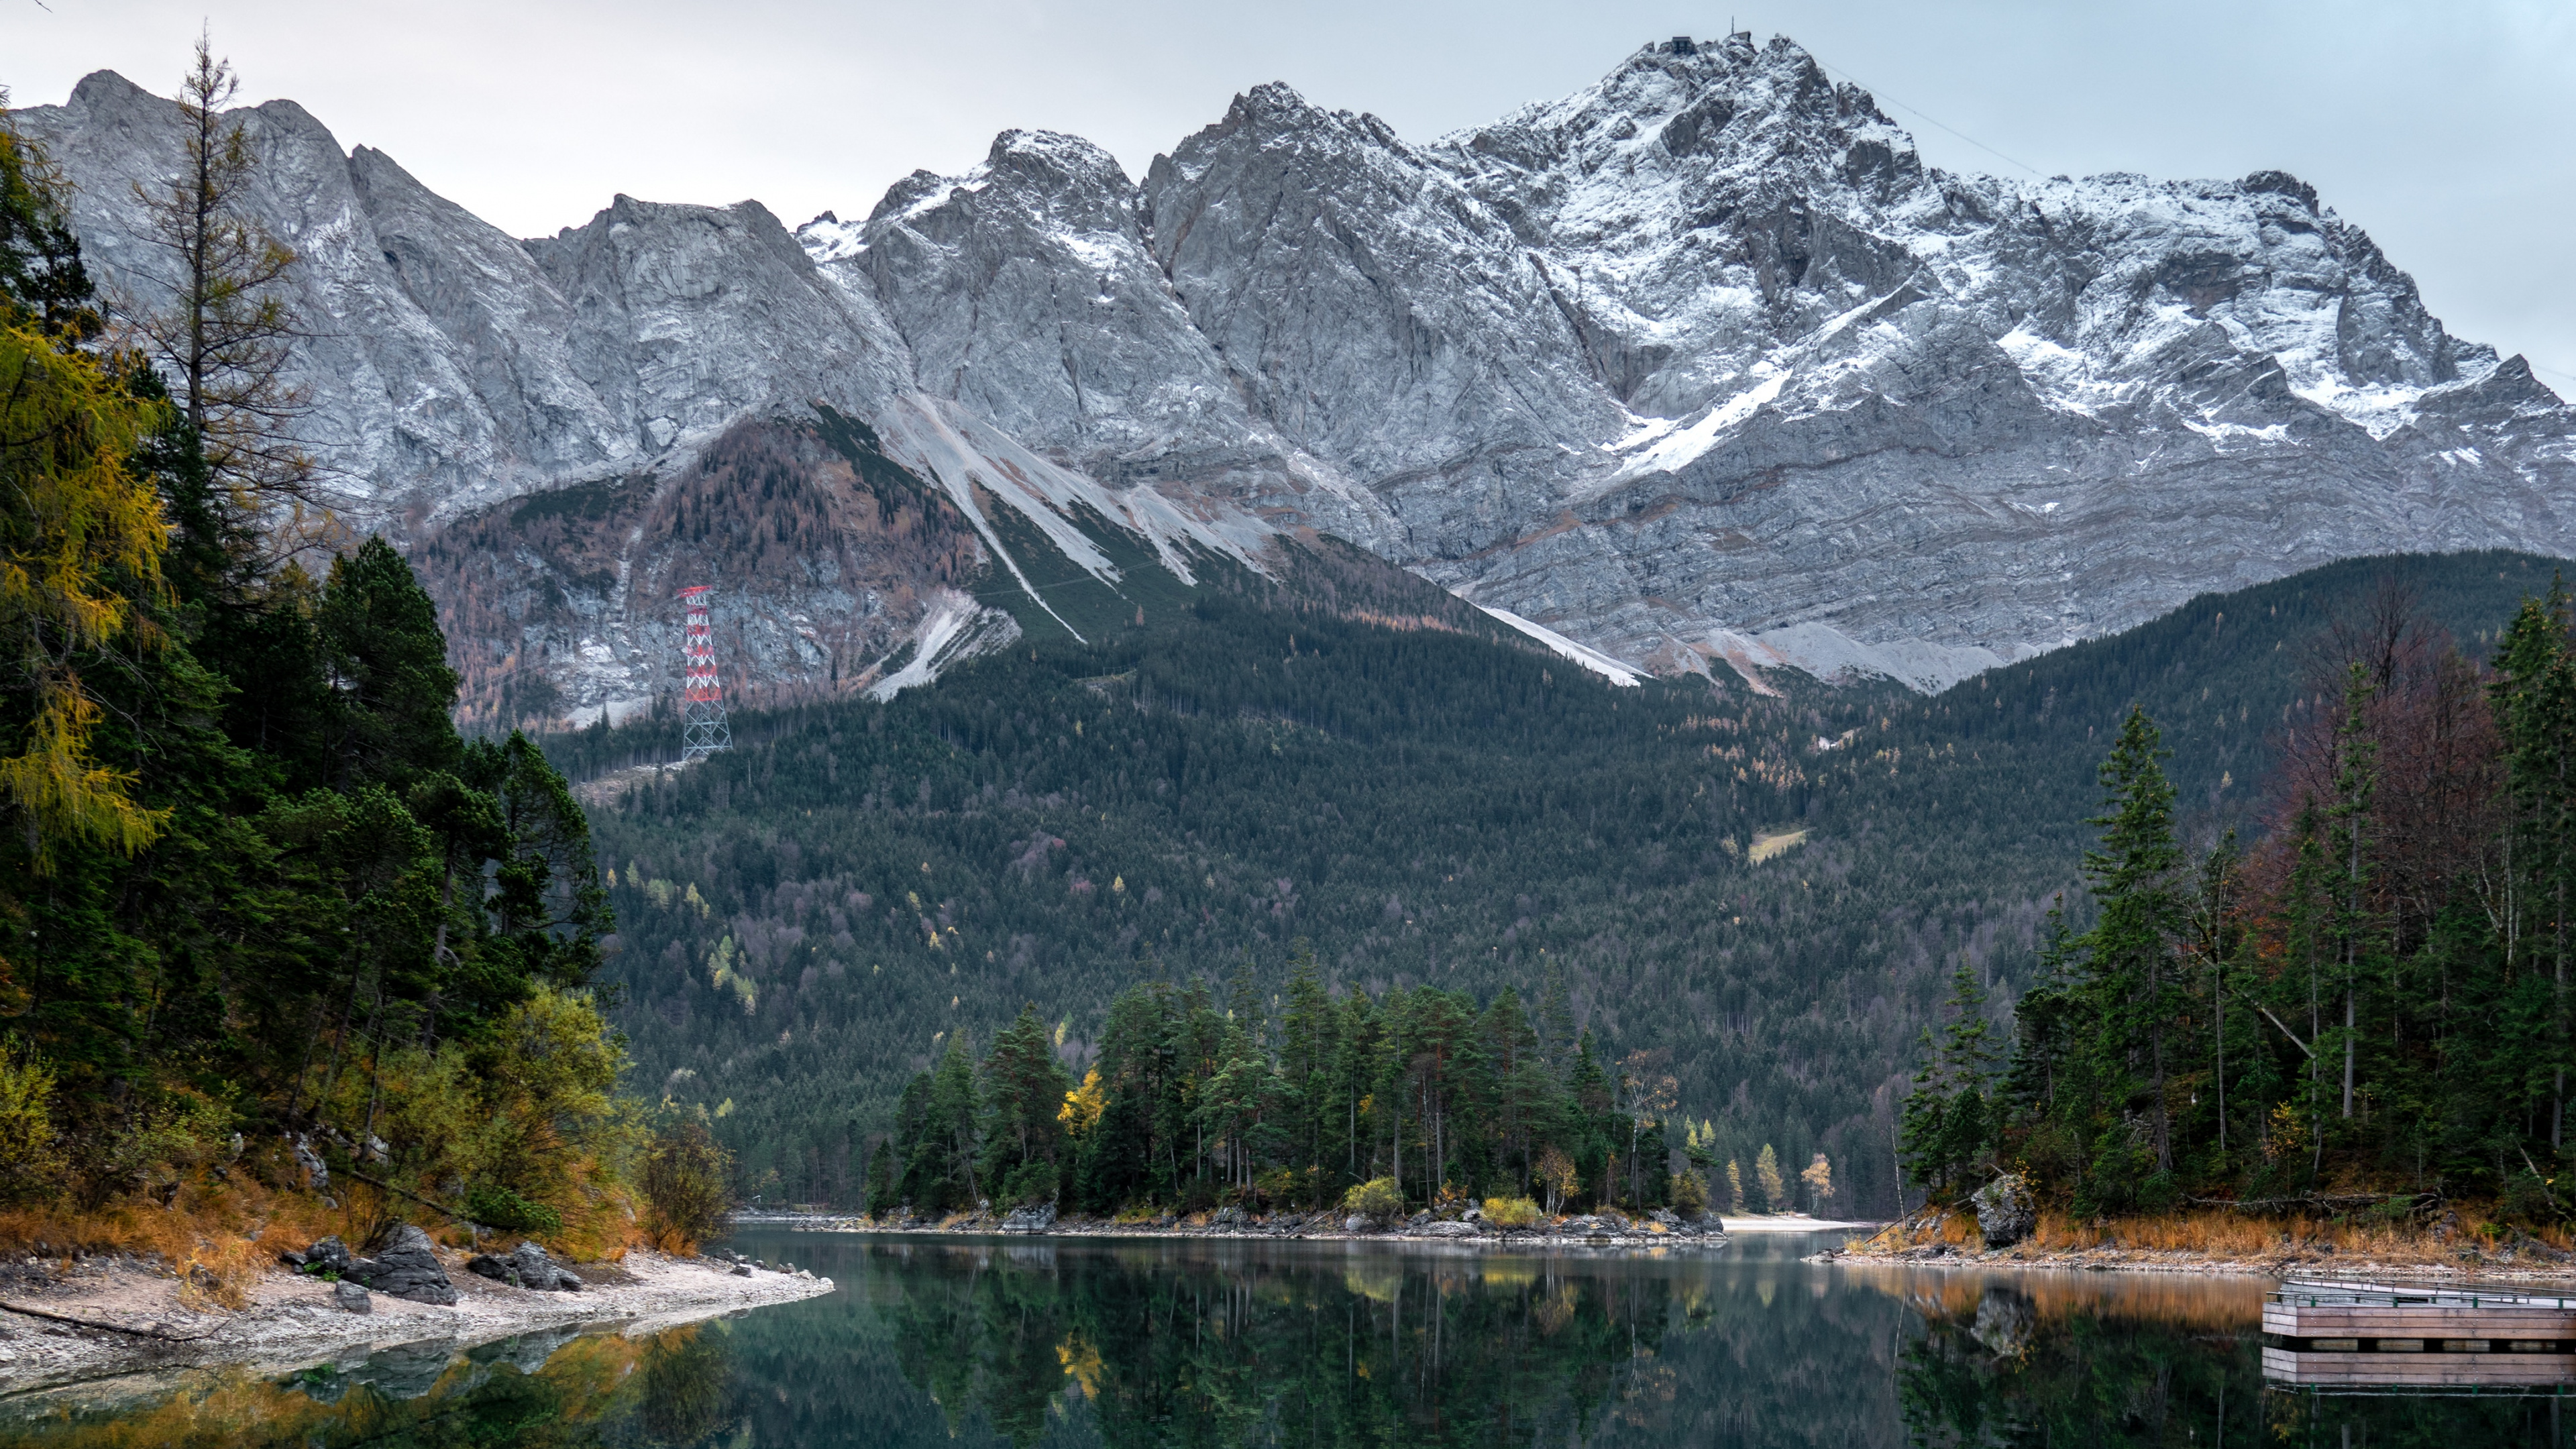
(466, 1240, 584, 1292)
(345, 1226, 459, 1306)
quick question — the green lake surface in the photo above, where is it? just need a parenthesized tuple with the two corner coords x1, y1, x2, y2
(3, 1228, 2572, 1446)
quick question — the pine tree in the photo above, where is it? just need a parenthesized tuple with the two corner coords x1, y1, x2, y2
(910, 1035, 982, 1210)
(1755, 1143, 1784, 1214)
(0, 113, 98, 343)
(1538, 957, 1576, 1068)
(2325, 663, 2380, 1125)
(1277, 941, 1335, 1180)
(316, 537, 463, 790)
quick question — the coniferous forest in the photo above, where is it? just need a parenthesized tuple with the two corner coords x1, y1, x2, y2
(0, 64, 645, 1246)
(1903, 577, 2576, 1220)
(568, 524, 2571, 1220)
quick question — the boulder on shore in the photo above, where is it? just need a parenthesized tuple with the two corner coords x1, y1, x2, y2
(1972, 1173, 2037, 1248)
(466, 1239, 583, 1291)
(286, 1236, 356, 1275)
(1000, 1202, 1057, 1234)
(345, 1225, 460, 1305)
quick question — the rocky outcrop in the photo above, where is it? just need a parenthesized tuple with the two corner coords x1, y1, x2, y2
(287, 1228, 459, 1306)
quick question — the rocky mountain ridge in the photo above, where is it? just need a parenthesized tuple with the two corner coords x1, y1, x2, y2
(15, 34, 2572, 715)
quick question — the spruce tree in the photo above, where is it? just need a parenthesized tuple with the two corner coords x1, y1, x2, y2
(2078, 706, 2182, 1199)
(2494, 583, 2576, 1149)
(1900, 956, 1999, 1199)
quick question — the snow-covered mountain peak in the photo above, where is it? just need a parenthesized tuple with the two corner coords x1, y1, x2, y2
(16, 36, 2575, 712)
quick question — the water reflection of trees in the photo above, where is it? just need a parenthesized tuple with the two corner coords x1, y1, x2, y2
(0, 1322, 740, 1449)
(1894, 1281, 2576, 1448)
(875, 1240, 1674, 1448)
(1897, 1283, 2253, 1446)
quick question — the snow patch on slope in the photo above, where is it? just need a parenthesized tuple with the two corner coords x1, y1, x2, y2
(796, 213, 866, 262)
(1608, 370, 1787, 482)
(1476, 606, 1645, 686)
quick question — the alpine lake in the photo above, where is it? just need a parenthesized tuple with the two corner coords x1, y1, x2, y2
(2, 1228, 2571, 1448)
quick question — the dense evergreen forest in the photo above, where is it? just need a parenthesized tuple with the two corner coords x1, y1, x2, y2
(875, 973, 1759, 1222)
(0, 71, 636, 1245)
(1904, 576, 2576, 1219)
(568, 478, 2565, 1217)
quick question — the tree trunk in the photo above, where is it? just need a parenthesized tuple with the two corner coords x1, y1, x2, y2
(2343, 987, 2356, 1120)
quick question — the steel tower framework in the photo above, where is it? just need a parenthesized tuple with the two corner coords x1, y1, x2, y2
(677, 586, 731, 762)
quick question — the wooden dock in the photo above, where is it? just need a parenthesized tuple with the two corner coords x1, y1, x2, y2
(2264, 1283, 2576, 1387)
(2265, 1346, 2576, 1388)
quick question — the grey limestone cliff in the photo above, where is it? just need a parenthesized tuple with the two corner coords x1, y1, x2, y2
(16, 34, 2575, 706)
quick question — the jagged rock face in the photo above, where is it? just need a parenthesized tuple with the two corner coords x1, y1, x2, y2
(1409, 36, 2567, 682)
(523, 193, 912, 463)
(18, 36, 2576, 702)
(15, 72, 910, 525)
(1140, 84, 1621, 552)
(818, 129, 1397, 549)
(15, 71, 588, 515)
(814, 36, 2575, 686)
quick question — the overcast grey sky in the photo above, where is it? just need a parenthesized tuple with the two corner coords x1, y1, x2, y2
(9, 1, 2574, 385)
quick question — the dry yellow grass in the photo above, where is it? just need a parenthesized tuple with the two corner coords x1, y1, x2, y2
(0, 1173, 344, 1311)
(1855, 1202, 2572, 1270)
(1748, 829, 1809, 863)
(0, 1157, 637, 1310)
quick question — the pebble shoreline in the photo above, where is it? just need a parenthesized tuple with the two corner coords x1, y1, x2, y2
(0, 1244, 835, 1397)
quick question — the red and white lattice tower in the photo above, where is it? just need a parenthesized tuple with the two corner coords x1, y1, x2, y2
(676, 586, 731, 762)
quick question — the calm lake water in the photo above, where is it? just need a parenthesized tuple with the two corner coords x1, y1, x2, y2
(3, 1228, 2572, 1447)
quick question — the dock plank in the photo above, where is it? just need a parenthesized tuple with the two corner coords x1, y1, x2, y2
(2263, 1348, 2576, 1387)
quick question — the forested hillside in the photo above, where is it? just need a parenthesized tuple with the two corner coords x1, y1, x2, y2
(1901, 571, 2576, 1220)
(570, 546, 2566, 1218)
(0, 71, 639, 1255)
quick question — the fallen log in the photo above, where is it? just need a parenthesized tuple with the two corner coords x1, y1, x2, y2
(0, 1300, 220, 1342)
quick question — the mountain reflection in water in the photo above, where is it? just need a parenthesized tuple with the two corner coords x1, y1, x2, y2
(3, 1232, 2575, 1447)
